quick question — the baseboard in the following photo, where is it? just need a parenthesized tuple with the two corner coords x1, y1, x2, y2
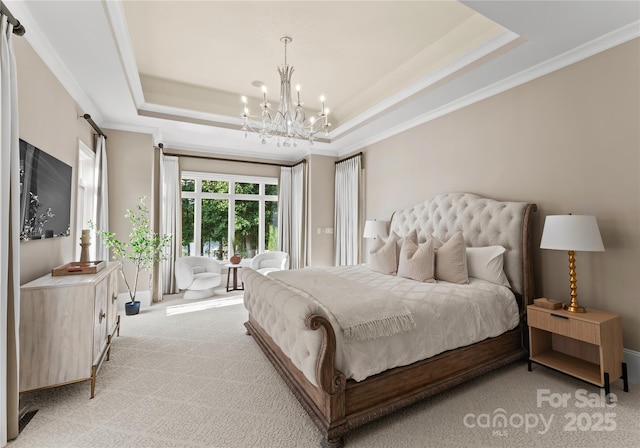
(624, 348, 640, 385)
(117, 290, 151, 311)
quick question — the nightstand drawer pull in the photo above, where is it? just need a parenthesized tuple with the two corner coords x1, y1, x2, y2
(551, 313, 568, 319)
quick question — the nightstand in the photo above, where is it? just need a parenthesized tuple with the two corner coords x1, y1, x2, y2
(527, 304, 628, 398)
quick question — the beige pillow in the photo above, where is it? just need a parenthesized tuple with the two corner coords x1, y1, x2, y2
(397, 229, 417, 258)
(433, 232, 469, 284)
(397, 237, 436, 282)
(370, 233, 399, 275)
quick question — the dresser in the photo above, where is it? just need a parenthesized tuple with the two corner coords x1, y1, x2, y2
(20, 262, 121, 398)
(527, 304, 628, 398)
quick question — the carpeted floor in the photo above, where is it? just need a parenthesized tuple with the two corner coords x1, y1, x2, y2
(9, 289, 640, 448)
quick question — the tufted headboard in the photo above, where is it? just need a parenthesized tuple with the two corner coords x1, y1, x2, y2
(389, 192, 537, 307)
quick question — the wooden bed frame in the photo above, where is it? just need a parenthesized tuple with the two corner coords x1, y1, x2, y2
(244, 194, 537, 447)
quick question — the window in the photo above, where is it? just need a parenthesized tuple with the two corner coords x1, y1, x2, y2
(76, 141, 95, 260)
(181, 172, 278, 260)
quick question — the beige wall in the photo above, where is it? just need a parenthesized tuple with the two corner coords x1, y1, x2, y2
(308, 154, 336, 266)
(362, 39, 640, 351)
(15, 38, 95, 285)
(104, 129, 155, 296)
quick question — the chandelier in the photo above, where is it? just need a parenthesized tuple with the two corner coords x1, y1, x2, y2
(241, 35, 331, 147)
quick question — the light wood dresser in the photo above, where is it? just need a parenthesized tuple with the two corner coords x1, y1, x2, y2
(20, 262, 121, 398)
(527, 304, 628, 398)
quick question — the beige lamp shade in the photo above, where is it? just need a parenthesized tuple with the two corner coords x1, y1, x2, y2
(540, 215, 604, 252)
(363, 220, 388, 239)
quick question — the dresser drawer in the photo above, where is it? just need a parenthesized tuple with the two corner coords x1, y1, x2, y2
(528, 308, 600, 344)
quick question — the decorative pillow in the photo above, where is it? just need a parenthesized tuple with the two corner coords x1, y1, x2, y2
(432, 232, 469, 284)
(394, 229, 414, 262)
(397, 237, 436, 283)
(466, 246, 511, 287)
(370, 232, 399, 275)
(398, 229, 417, 255)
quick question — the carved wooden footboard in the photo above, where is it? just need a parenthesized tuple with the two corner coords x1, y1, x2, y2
(244, 193, 537, 447)
(246, 314, 525, 447)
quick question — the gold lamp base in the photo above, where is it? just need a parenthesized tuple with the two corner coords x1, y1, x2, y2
(566, 250, 587, 313)
(566, 303, 586, 313)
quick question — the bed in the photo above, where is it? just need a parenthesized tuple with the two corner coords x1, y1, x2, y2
(243, 192, 537, 447)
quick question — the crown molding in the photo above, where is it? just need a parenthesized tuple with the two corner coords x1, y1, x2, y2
(335, 19, 640, 157)
(158, 140, 307, 163)
(99, 120, 162, 146)
(331, 28, 520, 140)
(102, 0, 145, 108)
(139, 102, 243, 127)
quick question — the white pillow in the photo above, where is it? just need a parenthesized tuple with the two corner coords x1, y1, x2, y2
(466, 246, 511, 288)
(370, 233, 399, 275)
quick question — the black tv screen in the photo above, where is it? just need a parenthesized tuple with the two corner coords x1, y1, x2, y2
(19, 139, 72, 240)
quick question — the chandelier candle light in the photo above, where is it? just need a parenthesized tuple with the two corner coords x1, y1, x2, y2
(241, 35, 331, 147)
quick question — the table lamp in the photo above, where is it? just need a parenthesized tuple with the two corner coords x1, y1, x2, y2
(363, 220, 388, 240)
(539, 214, 604, 313)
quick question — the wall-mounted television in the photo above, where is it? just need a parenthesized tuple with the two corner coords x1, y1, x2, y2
(19, 139, 72, 241)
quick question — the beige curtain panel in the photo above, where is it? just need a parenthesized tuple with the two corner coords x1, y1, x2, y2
(1, 14, 21, 445)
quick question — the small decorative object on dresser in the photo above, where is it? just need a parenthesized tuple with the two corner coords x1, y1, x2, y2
(91, 196, 172, 315)
(527, 304, 629, 400)
(539, 214, 605, 313)
(79, 228, 91, 262)
(52, 260, 105, 276)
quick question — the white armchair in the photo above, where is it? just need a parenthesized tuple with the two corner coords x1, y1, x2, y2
(175, 256, 222, 300)
(250, 251, 290, 275)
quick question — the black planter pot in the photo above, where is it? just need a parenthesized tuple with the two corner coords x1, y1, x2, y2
(125, 301, 141, 316)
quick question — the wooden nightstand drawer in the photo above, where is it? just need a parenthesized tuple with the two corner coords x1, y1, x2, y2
(528, 307, 599, 344)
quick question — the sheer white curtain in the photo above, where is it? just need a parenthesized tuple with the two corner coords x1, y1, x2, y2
(93, 134, 108, 261)
(0, 16, 20, 445)
(278, 167, 292, 255)
(160, 154, 180, 296)
(334, 154, 362, 266)
(278, 162, 308, 269)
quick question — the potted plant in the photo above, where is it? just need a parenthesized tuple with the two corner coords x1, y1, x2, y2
(92, 196, 172, 315)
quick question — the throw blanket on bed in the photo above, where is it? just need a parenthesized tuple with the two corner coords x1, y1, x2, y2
(269, 268, 416, 343)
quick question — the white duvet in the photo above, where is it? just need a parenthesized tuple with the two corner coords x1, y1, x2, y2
(244, 265, 520, 384)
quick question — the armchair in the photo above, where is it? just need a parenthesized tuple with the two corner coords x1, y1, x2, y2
(175, 256, 222, 300)
(250, 251, 289, 275)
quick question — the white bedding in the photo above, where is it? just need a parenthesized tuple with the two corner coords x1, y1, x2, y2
(244, 265, 520, 384)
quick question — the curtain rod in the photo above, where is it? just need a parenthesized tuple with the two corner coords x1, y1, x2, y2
(335, 151, 363, 164)
(163, 150, 306, 168)
(0, 2, 25, 36)
(82, 114, 107, 139)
